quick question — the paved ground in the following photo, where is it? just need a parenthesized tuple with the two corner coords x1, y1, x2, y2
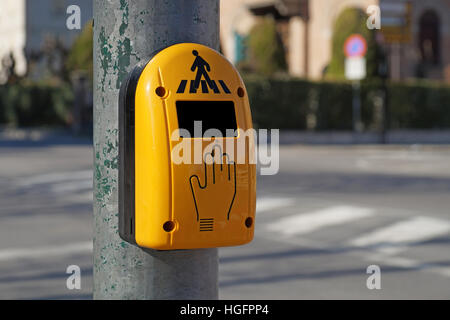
(1, 138, 449, 299)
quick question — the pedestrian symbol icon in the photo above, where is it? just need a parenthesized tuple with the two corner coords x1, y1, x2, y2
(191, 50, 212, 90)
(177, 50, 232, 94)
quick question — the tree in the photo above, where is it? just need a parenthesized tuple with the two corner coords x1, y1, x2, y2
(1, 52, 19, 84)
(66, 20, 93, 83)
(246, 17, 287, 76)
(326, 7, 382, 80)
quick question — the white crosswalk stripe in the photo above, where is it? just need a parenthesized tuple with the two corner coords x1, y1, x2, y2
(259, 198, 450, 279)
(13, 170, 93, 197)
(349, 216, 450, 254)
(15, 170, 92, 187)
(266, 205, 375, 236)
(256, 197, 296, 214)
(50, 180, 93, 194)
(0, 242, 92, 261)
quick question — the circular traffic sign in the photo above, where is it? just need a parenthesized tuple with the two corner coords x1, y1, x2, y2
(344, 34, 367, 58)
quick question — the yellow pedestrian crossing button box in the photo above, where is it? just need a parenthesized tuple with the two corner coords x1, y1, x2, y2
(119, 43, 256, 250)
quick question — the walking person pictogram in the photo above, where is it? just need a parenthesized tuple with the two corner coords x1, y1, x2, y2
(191, 50, 215, 90)
(176, 50, 232, 94)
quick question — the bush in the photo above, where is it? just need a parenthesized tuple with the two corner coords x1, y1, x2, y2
(244, 75, 450, 130)
(0, 83, 73, 127)
(387, 81, 450, 129)
(67, 21, 94, 83)
(244, 75, 310, 129)
(246, 17, 287, 76)
(314, 81, 354, 130)
(2, 77, 449, 131)
(327, 8, 382, 80)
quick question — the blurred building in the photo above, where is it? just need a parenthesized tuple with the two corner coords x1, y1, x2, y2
(221, 0, 450, 82)
(0, 0, 92, 82)
(0, 1, 26, 82)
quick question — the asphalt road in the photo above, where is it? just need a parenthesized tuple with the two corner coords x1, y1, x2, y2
(1, 138, 449, 299)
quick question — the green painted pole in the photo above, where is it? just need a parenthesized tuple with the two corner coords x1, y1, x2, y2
(93, 0, 220, 299)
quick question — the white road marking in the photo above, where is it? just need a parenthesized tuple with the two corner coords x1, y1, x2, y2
(0, 242, 92, 261)
(258, 228, 450, 279)
(50, 180, 93, 193)
(256, 197, 296, 214)
(67, 191, 93, 203)
(267, 206, 375, 236)
(350, 216, 450, 249)
(365, 253, 450, 278)
(15, 170, 92, 187)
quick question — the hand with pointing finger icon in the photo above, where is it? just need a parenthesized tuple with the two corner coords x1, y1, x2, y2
(189, 145, 237, 223)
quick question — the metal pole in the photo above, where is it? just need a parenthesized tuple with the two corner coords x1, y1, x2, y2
(381, 46, 390, 145)
(352, 80, 362, 133)
(93, 0, 220, 300)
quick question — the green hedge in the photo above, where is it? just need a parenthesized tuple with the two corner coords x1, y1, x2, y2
(387, 82, 450, 129)
(1, 78, 450, 130)
(0, 83, 73, 127)
(244, 75, 450, 130)
(244, 76, 310, 129)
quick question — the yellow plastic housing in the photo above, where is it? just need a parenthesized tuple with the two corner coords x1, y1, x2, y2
(133, 43, 256, 250)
